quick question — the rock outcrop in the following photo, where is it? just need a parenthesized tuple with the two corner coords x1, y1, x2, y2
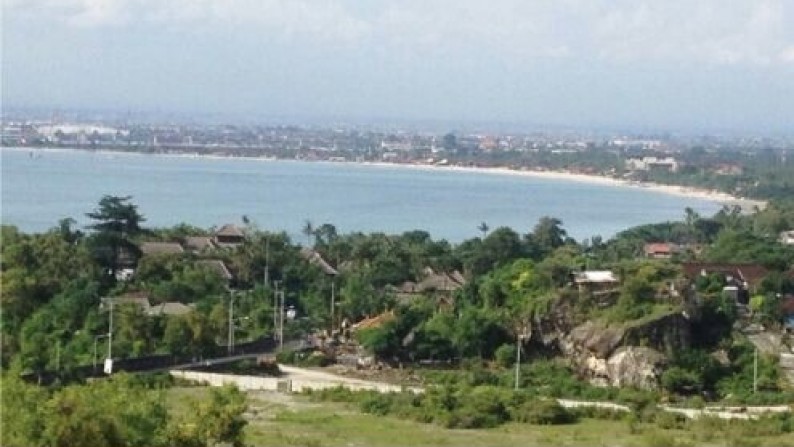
(550, 312, 692, 389)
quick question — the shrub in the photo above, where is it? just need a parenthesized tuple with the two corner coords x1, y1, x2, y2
(305, 386, 356, 403)
(446, 405, 502, 429)
(654, 411, 688, 430)
(642, 432, 690, 447)
(661, 367, 702, 394)
(570, 406, 626, 421)
(463, 386, 510, 425)
(494, 343, 515, 368)
(359, 393, 393, 416)
(302, 351, 333, 367)
(275, 349, 298, 364)
(511, 398, 576, 425)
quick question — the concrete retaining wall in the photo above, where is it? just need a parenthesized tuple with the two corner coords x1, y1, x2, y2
(170, 370, 422, 394)
(170, 370, 281, 391)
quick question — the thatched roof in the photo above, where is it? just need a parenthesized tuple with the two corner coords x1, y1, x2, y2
(197, 259, 233, 281)
(140, 241, 184, 256)
(184, 236, 216, 252)
(215, 224, 245, 238)
(300, 248, 339, 276)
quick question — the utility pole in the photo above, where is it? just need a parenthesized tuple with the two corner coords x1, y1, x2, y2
(279, 290, 285, 351)
(264, 236, 270, 288)
(514, 323, 528, 391)
(514, 335, 521, 390)
(228, 291, 235, 355)
(273, 280, 281, 339)
(753, 347, 758, 393)
(330, 281, 336, 333)
(107, 299, 114, 361)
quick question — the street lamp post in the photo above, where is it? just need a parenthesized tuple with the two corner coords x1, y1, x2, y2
(514, 335, 522, 390)
(273, 280, 281, 340)
(330, 281, 336, 333)
(228, 291, 236, 355)
(97, 298, 116, 373)
(514, 324, 530, 391)
(279, 290, 285, 351)
(107, 299, 114, 361)
(94, 334, 109, 371)
(753, 347, 758, 394)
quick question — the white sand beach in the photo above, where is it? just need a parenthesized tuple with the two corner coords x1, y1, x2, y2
(7, 146, 766, 212)
(361, 161, 767, 211)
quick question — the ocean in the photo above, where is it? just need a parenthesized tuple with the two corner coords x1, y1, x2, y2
(1, 147, 721, 242)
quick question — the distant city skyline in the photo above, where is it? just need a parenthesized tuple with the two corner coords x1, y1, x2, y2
(3, 1, 794, 134)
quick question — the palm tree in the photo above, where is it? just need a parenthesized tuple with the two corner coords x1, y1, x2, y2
(477, 221, 490, 239)
(303, 219, 315, 247)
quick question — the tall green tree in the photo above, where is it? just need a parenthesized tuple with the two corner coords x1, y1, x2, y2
(85, 195, 146, 276)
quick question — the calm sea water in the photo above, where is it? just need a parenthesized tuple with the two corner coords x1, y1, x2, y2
(1, 148, 720, 242)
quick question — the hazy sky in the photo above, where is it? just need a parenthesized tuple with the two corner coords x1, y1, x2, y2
(3, 0, 794, 132)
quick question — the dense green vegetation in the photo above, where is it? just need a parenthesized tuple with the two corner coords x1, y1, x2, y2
(1, 373, 247, 447)
(2, 194, 794, 444)
(448, 144, 794, 202)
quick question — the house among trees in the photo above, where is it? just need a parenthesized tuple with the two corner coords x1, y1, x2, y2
(213, 224, 245, 248)
(389, 268, 466, 308)
(643, 242, 676, 259)
(624, 156, 679, 173)
(300, 248, 339, 276)
(573, 270, 619, 296)
(101, 291, 151, 312)
(147, 302, 193, 317)
(184, 236, 216, 252)
(681, 262, 769, 306)
(139, 241, 184, 256)
(101, 291, 194, 317)
(196, 259, 234, 284)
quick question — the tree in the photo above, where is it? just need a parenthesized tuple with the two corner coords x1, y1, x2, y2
(528, 217, 568, 257)
(477, 222, 489, 239)
(302, 219, 315, 247)
(56, 217, 83, 244)
(85, 195, 146, 276)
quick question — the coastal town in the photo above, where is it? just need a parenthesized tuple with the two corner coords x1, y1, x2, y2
(4, 0, 794, 444)
(2, 115, 790, 209)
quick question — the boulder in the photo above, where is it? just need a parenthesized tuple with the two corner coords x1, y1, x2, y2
(556, 312, 690, 389)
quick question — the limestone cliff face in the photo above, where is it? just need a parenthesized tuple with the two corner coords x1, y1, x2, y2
(539, 312, 692, 389)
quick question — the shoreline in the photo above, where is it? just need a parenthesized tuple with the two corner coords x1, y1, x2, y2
(4, 146, 766, 211)
(360, 161, 766, 210)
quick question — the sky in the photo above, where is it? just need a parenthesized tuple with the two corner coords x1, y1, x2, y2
(3, 0, 794, 132)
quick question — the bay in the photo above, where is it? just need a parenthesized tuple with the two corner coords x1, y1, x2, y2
(1, 147, 720, 242)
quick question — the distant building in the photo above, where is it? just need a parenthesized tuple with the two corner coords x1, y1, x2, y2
(779, 230, 794, 246)
(643, 242, 677, 259)
(101, 291, 151, 312)
(139, 241, 184, 256)
(573, 270, 619, 293)
(147, 302, 194, 317)
(102, 291, 194, 317)
(681, 262, 770, 306)
(389, 268, 466, 309)
(713, 163, 744, 176)
(184, 236, 216, 252)
(196, 259, 234, 283)
(214, 224, 245, 248)
(300, 248, 338, 276)
(625, 156, 679, 173)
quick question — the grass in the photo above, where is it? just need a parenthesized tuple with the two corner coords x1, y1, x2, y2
(167, 387, 794, 447)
